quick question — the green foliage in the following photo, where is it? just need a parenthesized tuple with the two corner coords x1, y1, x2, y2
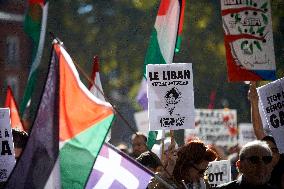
(40, 0, 284, 141)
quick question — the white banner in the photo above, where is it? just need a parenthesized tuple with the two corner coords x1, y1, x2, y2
(134, 110, 149, 136)
(206, 160, 231, 188)
(238, 123, 256, 146)
(257, 78, 284, 153)
(0, 108, 16, 182)
(147, 63, 195, 131)
(221, 0, 276, 81)
(195, 109, 238, 146)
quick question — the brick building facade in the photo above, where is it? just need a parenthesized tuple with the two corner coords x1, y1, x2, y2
(0, 0, 31, 105)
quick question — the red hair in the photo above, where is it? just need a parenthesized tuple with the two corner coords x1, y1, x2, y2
(172, 140, 217, 182)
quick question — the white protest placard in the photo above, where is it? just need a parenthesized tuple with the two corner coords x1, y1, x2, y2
(238, 123, 257, 146)
(206, 160, 231, 188)
(195, 109, 238, 146)
(134, 110, 149, 136)
(259, 101, 272, 135)
(257, 78, 284, 153)
(147, 63, 195, 131)
(221, 0, 276, 81)
(0, 108, 16, 182)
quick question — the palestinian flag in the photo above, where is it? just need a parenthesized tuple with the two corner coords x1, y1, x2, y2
(138, 0, 185, 149)
(143, 0, 185, 76)
(137, 0, 185, 109)
(20, 0, 49, 116)
(5, 41, 114, 189)
(5, 86, 25, 131)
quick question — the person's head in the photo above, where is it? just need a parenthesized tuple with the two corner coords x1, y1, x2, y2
(172, 140, 217, 184)
(12, 129, 28, 160)
(116, 142, 129, 154)
(136, 151, 162, 172)
(237, 140, 273, 185)
(131, 133, 147, 158)
(261, 135, 280, 167)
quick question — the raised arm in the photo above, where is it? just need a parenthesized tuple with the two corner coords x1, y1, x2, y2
(248, 81, 266, 139)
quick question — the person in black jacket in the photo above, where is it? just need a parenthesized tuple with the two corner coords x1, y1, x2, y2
(216, 140, 275, 189)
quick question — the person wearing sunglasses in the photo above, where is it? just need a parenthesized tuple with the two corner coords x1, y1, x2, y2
(217, 140, 275, 189)
(148, 139, 218, 189)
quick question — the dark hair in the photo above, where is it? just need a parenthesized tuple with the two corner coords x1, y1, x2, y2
(261, 135, 276, 145)
(12, 129, 28, 148)
(136, 151, 162, 170)
(132, 132, 147, 143)
(173, 140, 217, 182)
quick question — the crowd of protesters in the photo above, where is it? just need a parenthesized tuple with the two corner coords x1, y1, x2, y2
(3, 83, 284, 189)
(112, 82, 284, 189)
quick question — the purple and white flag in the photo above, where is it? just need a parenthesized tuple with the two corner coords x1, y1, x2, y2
(86, 143, 153, 189)
(136, 79, 148, 110)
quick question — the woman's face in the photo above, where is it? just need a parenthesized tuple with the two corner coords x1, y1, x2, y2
(183, 160, 209, 183)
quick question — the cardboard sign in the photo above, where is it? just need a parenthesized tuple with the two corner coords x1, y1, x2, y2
(238, 123, 257, 146)
(0, 108, 16, 182)
(221, 0, 276, 81)
(257, 78, 284, 153)
(147, 63, 195, 131)
(206, 160, 231, 188)
(195, 109, 238, 146)
(134, 110, 149, 136)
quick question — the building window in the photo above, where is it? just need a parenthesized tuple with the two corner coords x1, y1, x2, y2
(5, 36, 19, 66)
(6, 76, 19, 101)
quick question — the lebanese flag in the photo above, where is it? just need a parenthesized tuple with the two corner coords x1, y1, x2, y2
(5, 86, 25, 131)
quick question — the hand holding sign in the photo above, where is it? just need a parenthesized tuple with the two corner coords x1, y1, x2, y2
(257, 78, 284, 153)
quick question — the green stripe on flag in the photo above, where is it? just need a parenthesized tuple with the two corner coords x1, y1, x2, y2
(60, 115, 114, 188)
(143, 28, 166, 77)
(147, 131, 157, 150)
(20, 71, 38, 116)
(24, 14, 41, 48)
(175, 35, 182, 53)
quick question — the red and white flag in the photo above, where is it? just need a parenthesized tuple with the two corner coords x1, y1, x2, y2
(5, 86, 25, 131)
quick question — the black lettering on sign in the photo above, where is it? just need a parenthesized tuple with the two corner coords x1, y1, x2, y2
(0, 169, 8, 180)
(1, 140, 12, 155)
(162, 70, 191, 80)
(270, 111, 284, 128)
(149, 72, 159, 81)
(4, 129, 9, 138)
(160, 117, 185, 127)
(208, 172, 224, 182)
